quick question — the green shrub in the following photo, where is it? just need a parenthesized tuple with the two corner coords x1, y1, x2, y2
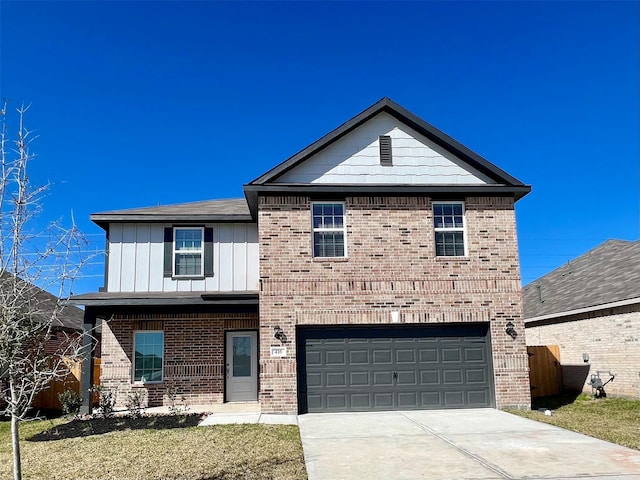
(58, 389, 83, 416)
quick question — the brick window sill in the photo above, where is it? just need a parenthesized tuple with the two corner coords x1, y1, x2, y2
(312, 257, 349, 263)
(435, 256, 470, 263)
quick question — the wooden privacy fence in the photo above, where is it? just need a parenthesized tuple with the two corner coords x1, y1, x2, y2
(527, 346, 562, 398)
(32, 358, 101, 410)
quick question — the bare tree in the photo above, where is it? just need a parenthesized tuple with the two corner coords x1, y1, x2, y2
(0, 100, 92, 480)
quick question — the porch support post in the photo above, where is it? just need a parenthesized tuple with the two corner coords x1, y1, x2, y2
(79, 309, 96, 415)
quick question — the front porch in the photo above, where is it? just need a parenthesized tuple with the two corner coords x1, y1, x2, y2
(70, 297, 260, 412)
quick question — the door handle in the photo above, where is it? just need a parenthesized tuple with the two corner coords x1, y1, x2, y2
(393, 371, 398, 383)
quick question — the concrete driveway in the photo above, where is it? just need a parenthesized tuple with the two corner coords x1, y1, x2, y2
(298, 409, 640, 480)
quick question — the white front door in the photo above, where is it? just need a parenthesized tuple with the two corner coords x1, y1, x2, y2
(225, 331, 258, 402)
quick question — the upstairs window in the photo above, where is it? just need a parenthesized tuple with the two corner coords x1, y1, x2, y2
(312, 202, 346, 258)
(174, 227, 204, 276)
(433, 202, 466, 257)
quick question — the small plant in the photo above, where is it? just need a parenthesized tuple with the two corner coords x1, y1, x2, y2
(124, 390, 146, 419)
(165, 385, 190, 416)
(58, 389, 83, 417)
(90, 385, 117, 418)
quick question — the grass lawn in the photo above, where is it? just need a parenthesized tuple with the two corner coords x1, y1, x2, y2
(507, 393, 640, 450)
(0, 414, 307, 480)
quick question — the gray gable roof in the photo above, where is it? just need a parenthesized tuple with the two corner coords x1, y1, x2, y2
(243, 97, 531, 218)
(0, 272, 85, 331)
(523, 239, 640, 320)
(247, 97, 529, 189)
(91, 198, 251, 230)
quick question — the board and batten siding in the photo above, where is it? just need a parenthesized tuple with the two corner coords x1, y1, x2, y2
(275, 112, 496, 185)
(107, 223, 259, 293)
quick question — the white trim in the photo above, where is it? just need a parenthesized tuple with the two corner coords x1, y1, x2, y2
(432, 201, 467, 257)
(311, 201, 347, 258)
(173, 226, 205, 277)
(525, 296, 640, 324)
(133, 330, 164, 384)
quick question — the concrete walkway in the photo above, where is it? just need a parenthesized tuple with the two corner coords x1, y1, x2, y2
(199, 412, 297, 426)
(298, 409, 640, 480)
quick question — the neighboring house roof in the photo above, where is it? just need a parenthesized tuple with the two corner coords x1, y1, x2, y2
(523, 239, 640, 321)
(243, 97, 531, 217)
(90, 198, 251, 230)
(0, 272, 85, 331)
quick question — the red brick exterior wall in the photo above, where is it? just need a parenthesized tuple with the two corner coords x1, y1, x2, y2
(100, 313, 258, 408)
(526, 304, 640, 398)
(259, 195, 531, 413)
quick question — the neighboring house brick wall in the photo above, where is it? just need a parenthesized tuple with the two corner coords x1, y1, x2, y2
(101, 312, 258, 407)
(258, 195, 531, 413)
(526, 305, 640, 398)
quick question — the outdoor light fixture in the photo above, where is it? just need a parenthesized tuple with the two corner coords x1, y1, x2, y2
(583, 353, 590, 363)
(274, 326, 286, 343)
(505, 321, 517, 339)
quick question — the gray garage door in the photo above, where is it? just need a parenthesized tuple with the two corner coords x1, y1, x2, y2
(297, 324, 494, 413)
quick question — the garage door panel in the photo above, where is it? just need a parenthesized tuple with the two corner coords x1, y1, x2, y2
(421, 391, 442, 407)
(306, 350, 322, 366)
(466, 369, 487, 383)
(307, 372, 322, 387)
(372, 349, 392, 363)
(444, 390, 465, 406)
(349, 350, 369, 364)
(325, 350, 346, 365)
(373, 371, 393, 386)
(419, 348, 439, 362)
(397, 391, 419, 408)
(397, 371, 417, 385)
(373, 393, 393, 408)
(420, 370, 440, 385)
(395, 349, 416, 363)
(442, 348, 462, 362)
(443, 369, 463, 384)
(326, 394, 347, 409)
(464, 346, 486, 362)
(326, 372, 347, 387)
(350, 371, 370, 386)
(351, 393, 372, 409)
(467, 390, 490, 406)
(298, 324, 493, 413)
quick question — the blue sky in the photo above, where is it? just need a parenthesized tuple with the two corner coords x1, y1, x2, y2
(1, 1, 638, 295)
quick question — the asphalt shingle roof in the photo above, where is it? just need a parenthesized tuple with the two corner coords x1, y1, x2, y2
(0, 272, 85, 331)
(523, 239, 640, 319)
(90, 198, 251, 229)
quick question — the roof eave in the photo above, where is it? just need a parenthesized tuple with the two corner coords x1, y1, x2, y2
(90, 214, 255, 230)
(243, 183, 531, 219)
(524, 296, 640, 326)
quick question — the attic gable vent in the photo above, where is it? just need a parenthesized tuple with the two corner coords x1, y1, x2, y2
(379, 135, 392, 166)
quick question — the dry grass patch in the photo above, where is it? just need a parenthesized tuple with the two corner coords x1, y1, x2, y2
(0, 415, 307, 480)
(507, 394, 640, 450)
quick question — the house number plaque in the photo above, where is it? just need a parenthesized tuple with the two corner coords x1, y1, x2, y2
(270, 346, 287, 357)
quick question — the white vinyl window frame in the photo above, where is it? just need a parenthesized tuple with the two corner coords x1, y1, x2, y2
(432, 201, 467, 257)
(133, 330, 164, 384)
(311, 202, 347, 258)
(173, 226, 204, 277)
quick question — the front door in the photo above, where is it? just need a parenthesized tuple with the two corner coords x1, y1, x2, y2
(225, 331, 258, 402)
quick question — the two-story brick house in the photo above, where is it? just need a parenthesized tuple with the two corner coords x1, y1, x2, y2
(72, 98, 532, 414)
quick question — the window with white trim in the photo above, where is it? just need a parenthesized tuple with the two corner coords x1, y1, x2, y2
(173, 227, 204, 276)
(133, 331, 164, 383)
(433, 202, 466, 256)
(312, 202, 346, 258)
